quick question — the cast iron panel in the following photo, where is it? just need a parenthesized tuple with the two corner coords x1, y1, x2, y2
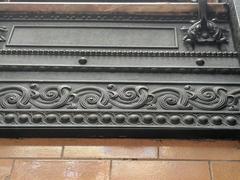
(0, 22, 233, 52)
(0, 1, 239, 138)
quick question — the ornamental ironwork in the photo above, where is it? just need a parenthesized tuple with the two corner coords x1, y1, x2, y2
(181, 0, 228, 49)
(0, 1, 239, 138)
(1, 83, 240, 112)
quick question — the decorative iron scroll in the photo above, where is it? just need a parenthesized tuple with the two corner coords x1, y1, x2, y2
(1, 83, 240, 111)
(181, 0, 228, 49)
(0, 26, 7, 42)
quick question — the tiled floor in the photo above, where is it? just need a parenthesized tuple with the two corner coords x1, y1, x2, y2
(0, 139, 239, 180)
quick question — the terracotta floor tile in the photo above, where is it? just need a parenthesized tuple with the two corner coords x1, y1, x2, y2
(111, 160, 211, 180)
(0, 160, 13, 180)
(11, 160, 110, 180)
(63, 146, 157, 159)
(0, 146, 62, 158)
(159, 140, 240, 160)
(211, 162, 240, 180)
(0, 138, 159, 146)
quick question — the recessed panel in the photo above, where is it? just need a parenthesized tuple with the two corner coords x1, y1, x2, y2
(7, 25, 178, 49)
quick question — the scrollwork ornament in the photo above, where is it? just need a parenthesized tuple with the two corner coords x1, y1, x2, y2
(107, 84, 153, 109)
(0, 85, 31, 109)
(186, 86, 229, 110)
(0, 26, 7, 42)
(29, 83, 74, 109)
(181, 0, 228, 49)
(150, 87, 192, 110)
(0, 83, 240, 112)
(71, 86, 112, 109)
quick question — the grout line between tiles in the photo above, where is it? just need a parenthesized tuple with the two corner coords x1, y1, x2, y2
(8, 159, 16, 180)
(208, 161, 214, 180)
(60, 146, 65, 159)
(109, 160, 113, 180)
(1, 157, 240, 162)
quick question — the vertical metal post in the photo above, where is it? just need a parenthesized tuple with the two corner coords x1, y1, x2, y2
(229, 0, 240, 52)
(199, 0, 208, 30)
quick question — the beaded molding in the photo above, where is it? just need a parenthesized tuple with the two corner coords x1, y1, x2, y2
(0, 111, 239, 128)
(1, 65, 240, 74)
(0, 49, 238, 57)
(0, 13, 228, 23)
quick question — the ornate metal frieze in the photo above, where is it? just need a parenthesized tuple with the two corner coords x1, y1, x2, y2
(1, 82, 239, 136)
(1, 83, 240, 112)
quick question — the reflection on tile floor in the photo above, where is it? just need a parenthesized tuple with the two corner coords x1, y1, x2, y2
(0, 139, 239, 180)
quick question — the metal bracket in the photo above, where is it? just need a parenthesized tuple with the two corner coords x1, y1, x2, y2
(181, 0, 228, 49)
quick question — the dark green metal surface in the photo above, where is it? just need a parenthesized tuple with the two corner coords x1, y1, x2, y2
(0, 0, 239, 138)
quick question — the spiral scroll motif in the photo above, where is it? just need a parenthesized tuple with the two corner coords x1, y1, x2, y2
(71, 86, 112, 109)
(150, 87, 192, 110)
(187, 86, 229, 110)
(0, 84, 239, 111)
(0, 85, 31, 109)
(107, 84, 152, 109)
(29, 84, 73, 109)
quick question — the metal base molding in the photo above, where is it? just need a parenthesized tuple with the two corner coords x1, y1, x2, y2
(0, 81, 239, 138)
(0, 111, 239, 139)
